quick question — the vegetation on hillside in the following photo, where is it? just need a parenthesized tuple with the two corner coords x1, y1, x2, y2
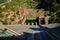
(33, 0, 60, 23)
(0, 0, 60, 25)
(0, 0, 7, 4)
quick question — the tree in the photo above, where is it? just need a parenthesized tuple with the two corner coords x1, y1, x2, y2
(33, 0, 60, 12)
(33, 0, 60, 23)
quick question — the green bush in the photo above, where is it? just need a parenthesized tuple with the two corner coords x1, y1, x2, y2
(10, 18, 14, 22)
(49, 12, 60, 23)
(19, 20, 22, 24)
(0, 13, 3, 18)
(2, 19, 8, 25)
(25, 19, 36, 23)
(0, 0, 7, 4)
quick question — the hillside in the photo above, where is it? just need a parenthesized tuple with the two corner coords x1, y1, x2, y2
(0, 0, 7, 4)
(0, 0, 60, 25)
(0, 0, 45, 25)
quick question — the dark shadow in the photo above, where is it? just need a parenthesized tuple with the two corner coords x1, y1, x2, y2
(48, 26, 60, 36)
(40, 18, 45, 24)
(30, 25, 60, 40)
(35, 17, 40, 25)
(56, 0, 60, 4)
(30, 22, 32, 25)
(36, 0, 53, 12)
(30, 27, 43, 31)
(34, 22, 36, 25)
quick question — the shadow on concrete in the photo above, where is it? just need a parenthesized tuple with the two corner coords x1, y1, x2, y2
(48, 26, 60, 36)
(30, 25, 60, 40)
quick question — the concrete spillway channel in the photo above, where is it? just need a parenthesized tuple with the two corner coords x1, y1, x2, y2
(0, 23, 60, 40)
(0, 24, 21, 36)
(39, 25, 60, 40)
